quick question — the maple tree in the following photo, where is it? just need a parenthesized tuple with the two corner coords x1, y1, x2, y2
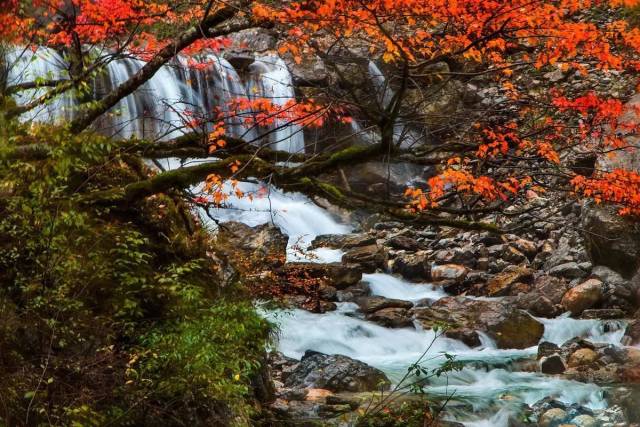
(2, 0, 640, 227)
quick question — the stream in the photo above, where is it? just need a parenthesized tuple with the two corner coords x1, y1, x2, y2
(199, 180, 628, 426)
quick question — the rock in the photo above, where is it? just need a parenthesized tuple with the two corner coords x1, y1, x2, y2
(312, 233, 376, 250)
(391, 251, 430, 281)
(581, 202, 640, 278)
(431, 264, 468, 284)
(567, 348, 599, 367)
(489, 309, 545, 349)
(502, 246, 528, 264)
(625, 319, 640, 345)
(217, 221, 288, 263)
(342, 244, 387, 273)
(509, 237, 538, 258)
(569, 415, 598, 427)
(581, 308, 625, 319)
(444, 329, 481, 347)
(283, 262, 363, 289)
(540, 354, 566, 374)
(433, 247, 477, 268)
(533, 275, 570, 304)
(539, 408, 568, 427)
(356, 296, 413, 314)
(386, 235, 421, 251)
(561, 279, 604, 315)
(366, 307, 413, 328)
(516, 293, 559, 318)
(549, 262, 587, 279)
(227, 28, 276, 53)
(284, 350, 390, 392)
(486, 265, 534, 297)
(414, 297, 544, 349)
(538, 341, 561, 359)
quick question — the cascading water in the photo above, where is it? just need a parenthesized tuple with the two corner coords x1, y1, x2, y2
(4, 47, 75, 123)
(98, 58, 203, 140)
(246, 55, 306, 154)
(200, 182, 629, 426)
(5, 49, 304, 152)
(367, 61, 424, 148)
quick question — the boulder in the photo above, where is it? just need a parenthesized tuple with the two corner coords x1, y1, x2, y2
(539, 408, 567, 427)
(386, 235, 421, 251)
(414, 297, 544, 349)
(486, 265, 534, 297)
(624, 319, 640, 345)
(532, 275, 569, 305)
(431, 264, 468, 284)
(567, 348, 599, 367)
(391, 251, 430, 281)
(561, 279, 604, 315)
(581, 202, 640, 278)
(284, 350, 390, 392)
(356, 296, 413, 314)
(282, 262, 363, 289)
(548, 262, 587, 279)
(342, 244, 387, 273)
(540, 354, 566, 375)
(570, 415, 598, 427)
(217, 221, 288, 262)
(366, 307, 413, 328)
(311, 233, 376, 250)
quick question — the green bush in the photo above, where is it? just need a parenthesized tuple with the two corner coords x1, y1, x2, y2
(0, 124, 270, 426)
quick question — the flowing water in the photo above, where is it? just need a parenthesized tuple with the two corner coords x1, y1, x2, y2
(210, 184, 627, 425)
(6, 47, 631, 425)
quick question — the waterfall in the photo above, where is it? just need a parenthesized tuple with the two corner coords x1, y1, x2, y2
(5, 49, 305, 153)
(98, 58, 202, 140)
(246, 55, 306, 154)
(4, 47, 75, 123)
(367, 60, 424, 148)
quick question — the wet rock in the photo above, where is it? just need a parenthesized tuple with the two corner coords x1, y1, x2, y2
(581, 308, 625, 319)
(391, 251, 430, 281)
(433, 247, 477, 268)
(444, 329, 481, 348)
(540, 354, 566, 375)
(569, 414, 598, 427)
(548, 262, 587, 279)
(561, 279, 604, 315)
(486, 265, 534, 297)
(356, 296, 413, 314)
(217, 221, 288, 263)
(283, 262, 363, 289)
(538, 342, 561, 359)
(516, 293, 559, 318)
(509, 237, 538, 259)
(533, 275, 570, 305)
(342, 244, 387, 273)
(414, 297, 544, 349)
(431, 264, 468, 284)
(284, 350, 390, 392)
(624, 319, 640, 345)
(386, 235, 421, 251)
(539, 408, 568, 427)
(312, 233, 376, 250)
(366, 307, 413, 328)
(581, 202, 640, 278)
(567, 348, 599, 367)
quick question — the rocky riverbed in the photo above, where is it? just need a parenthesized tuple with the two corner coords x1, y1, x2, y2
(209, 181, 640, 426)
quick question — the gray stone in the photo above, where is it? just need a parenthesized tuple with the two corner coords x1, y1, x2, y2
(284, 350, 390, 392)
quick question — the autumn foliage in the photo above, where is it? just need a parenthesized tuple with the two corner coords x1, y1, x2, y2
(4, 0, 640, 218)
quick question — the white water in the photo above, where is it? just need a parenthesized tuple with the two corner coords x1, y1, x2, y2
(247, 55, 306, 154)
(221, 182, 627, 426)
(364, 273, 447, 303)
(5, 47, 75, 123)
(367, 61, 424, 148)
(6, 50, 304, 151)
